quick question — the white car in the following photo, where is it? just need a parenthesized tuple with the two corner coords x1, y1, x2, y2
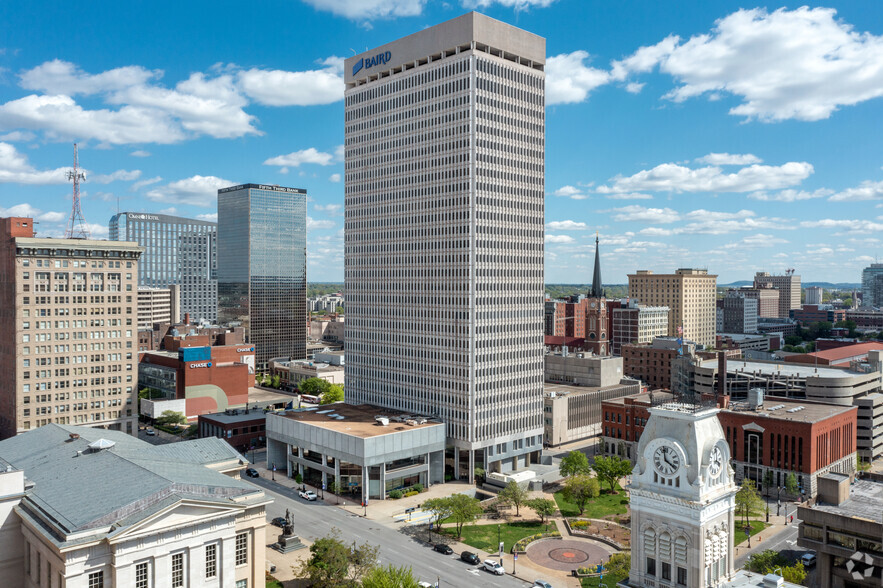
(483, 559, 505, 575)
(418, 582, 432, 588)
(299, 490, 318, 501)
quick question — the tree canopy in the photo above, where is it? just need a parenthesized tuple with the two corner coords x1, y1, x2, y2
(559, 450, 591, 478)
(297, 529, 380, 587)
(300, 377, 332, 396)
(525, 497, 557, 523)
(735, 479, 764, 527)
(321, 384, 345, 404)
(562, 474, 600, 515)
(446, 494, 483, 538)
(497, 480, 529, 516)
(746, 550, 807, 585)
(360, 565, 420, 588)
(156, 410, 186, 426)
(590, 455, 633, 492)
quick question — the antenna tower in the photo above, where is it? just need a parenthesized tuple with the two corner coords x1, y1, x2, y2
(65, 143, 90, 239)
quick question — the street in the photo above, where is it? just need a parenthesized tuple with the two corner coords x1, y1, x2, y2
(249, 475, 532, 587)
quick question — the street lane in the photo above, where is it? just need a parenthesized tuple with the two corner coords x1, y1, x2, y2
(251, 476, 531, 587)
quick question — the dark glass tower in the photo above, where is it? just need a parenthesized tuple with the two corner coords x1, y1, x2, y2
(109, 212, 217, 322)
(217, 184, 307, 369)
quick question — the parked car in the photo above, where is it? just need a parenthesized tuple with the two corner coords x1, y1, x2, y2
(460, 551, 480, 565)
(433, 543, 453, 555)
(534, 581, 553, 588)
(299, 489, 318, 501)
(801, 553, 816, 567)
(417, 582, 432, 588)
(145, 428, 155, 436)
(483, 560, 505, 575)
(244, 468, 259, 478)
(271, 517, 286, 528)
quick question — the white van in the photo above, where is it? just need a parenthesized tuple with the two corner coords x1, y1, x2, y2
(801, 553, 816, 567)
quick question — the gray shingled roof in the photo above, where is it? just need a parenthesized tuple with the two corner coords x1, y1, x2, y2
(0, 424, 263, 537)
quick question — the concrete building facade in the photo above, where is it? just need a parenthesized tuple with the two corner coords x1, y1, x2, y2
(344, 12, 546, 479)
(754, 271, 801, 319)
(805, 286, 824, 306)
(738, 286, 780, 319)
(628, 269, 717, 348)
(722, 292, 758, 334)
(0, 217, 142, 440)
(543, 380, 641, 447)
(861, 263, 883, 308)
(137, 285, 180, 328)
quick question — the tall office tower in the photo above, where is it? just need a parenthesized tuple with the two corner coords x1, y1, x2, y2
(628, 269, 718, 348)
(754, 270, 801, 318)
(804, 285, 824, 306)
(610, 299, 669, 356)
(0, 217, 142, 439)
(109, 212, 217, 322)
(722, 291, 758, 334)
(217, 184, 307, 370)
(344, 12, 546, 478)
(861, 264, 883, 308)
(736, 285, 779, 318)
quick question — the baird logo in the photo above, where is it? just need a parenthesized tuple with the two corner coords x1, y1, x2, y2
(353, 51, 391, 76)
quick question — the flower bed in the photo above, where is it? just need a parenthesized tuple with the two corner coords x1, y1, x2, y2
(565, 518, 630, 549)
(512, 531, 561, 553)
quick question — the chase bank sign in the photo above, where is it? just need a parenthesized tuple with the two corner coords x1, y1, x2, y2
(353, 51, 392, 76)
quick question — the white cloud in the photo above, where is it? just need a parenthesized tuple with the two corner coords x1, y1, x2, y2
(307, 216, 336, 230)
(144, 175, 234, 207)
(607, 205, 680, 224)
(748, 188, 831, 202)
(603, 192, 653, 200)
(196, 213, 218, 222)
(130, 150, 151, 157)
(131, 176, 162, 191)
(38, 211, 66, 222)
(237, 57, 344, 106)
(828, 180, 883, 202)
(264, 148, 334, 168)
(90, 169, 141, 184)
(734, 233, 789, 247)
(545, 234, 575, 244)
(638, 227, 674, 237)
(597, 161, 813, 194)
(329, 173, 341, 183)
(315, 203, 342, 216)
(0, 141, 69, 184)
(19, 59, 159, 95)
(800, 219, 883, 233)
(545, 220, 587, 231)
(625, 82, 644, 94)
(553, 185, 589, 199)
(0, 203, 67, 223)
(159, 207, 178, 215)
(546, 51, 610, 105)
(696, 153, 762, 165)
(300, 0, 425, 20)
(462, 0, 557, 10)
(0, 130, 36, 142)
(611, 7, 883, 121)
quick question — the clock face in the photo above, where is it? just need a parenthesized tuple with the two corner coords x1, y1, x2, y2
(708, 446, 723, 477)
(653, 446, 681, 476)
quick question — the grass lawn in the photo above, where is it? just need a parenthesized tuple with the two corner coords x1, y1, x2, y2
(735, 520, 770, 545)
(581, 571, 627, 587)
(554, 489, 629, 519)
(266, 579, 284, 588)
(439, 520, 548, 553)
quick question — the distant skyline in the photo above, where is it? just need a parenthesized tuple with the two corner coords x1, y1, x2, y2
(1, 1, 882, 284)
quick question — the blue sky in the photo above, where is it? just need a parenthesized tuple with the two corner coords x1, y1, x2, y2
(1, 1, 882, 284)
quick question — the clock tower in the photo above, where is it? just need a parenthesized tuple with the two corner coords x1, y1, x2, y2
(624, 400, 737, 588)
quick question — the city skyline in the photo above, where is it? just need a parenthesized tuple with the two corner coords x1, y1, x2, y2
(0, 1, 881, 284)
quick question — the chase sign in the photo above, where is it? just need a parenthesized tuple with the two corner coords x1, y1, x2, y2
(353, 51, 392, 76)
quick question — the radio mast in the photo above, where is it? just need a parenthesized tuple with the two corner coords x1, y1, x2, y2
(65, 143, 90, 239)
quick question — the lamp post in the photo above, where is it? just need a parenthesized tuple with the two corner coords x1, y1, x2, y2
(776, 486, 782, 517)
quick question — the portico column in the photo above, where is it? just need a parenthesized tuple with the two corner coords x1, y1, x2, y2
(362, 465, 369, 504)
(453, 446, 460, 480)
(286, 443, 292, 478)
(380, 462, 386, 500)
(468, 449, 475, 484)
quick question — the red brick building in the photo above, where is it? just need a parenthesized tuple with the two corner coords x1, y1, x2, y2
(621, 338, 695, 391)
(602, 392, 857, 498)
(790, 304, 847, 325)
(199, 409, 268, 452)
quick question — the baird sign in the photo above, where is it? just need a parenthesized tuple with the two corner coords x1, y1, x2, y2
(352, 51, 392, 76)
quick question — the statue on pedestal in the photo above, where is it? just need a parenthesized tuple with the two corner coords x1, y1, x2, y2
(283, 508, 294, 536)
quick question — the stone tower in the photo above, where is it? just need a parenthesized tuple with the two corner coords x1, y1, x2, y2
(585, 234, 608, 355)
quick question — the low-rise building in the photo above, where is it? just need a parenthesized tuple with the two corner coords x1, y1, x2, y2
(790, 304, 847, 325)
(798, 473, 882, 588)
(786, 342, 883, 367)
(622, 337, 697, 391)
(846, 309, 883, 330)
(266, 404, 446, 503)
(601, 390, 673, 461)
(715, 333, 778, 352)
(199, 409, 268, 452)
(545, 352, 625, 387)
(542, 379, 642, 447)
(269, 352, 345, 391)
(756, 317, 800, 337)
(0, 424, 270, 588)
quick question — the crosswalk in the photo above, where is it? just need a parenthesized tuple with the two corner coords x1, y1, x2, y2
(392, 509, 435, 525)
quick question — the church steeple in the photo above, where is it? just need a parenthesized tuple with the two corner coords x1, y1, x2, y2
(590, 233, 604, 298)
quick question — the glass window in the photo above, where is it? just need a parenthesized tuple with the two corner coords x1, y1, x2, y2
(205, 543, 217, 578)
(678, 566, 687, 585)
(171, 553, 184, 587)
(135, 562, 149, 588)
(236, 532, 248, 566)
(88, 571, 104, 588)
(646, 557, 656, 576)
(662, 562, 671, 581)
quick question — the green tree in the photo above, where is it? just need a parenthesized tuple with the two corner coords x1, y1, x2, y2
(298, 530, 351, 587)
(559, 450, 591, 478)
(591, 455, 633, 492)
(271, 374, 282, 389)
(473, 467, 486, 485)
(300, 377, 332, 397)
(360, 565, 420, 588)
(321, 384, 345, 404)
(857, 453, 872, 472)
(605, 552, 631, 577)
(784, 335, 802, 347)
(525, 498, 558, 524)
(422, 497, 454, 534)
(335, 305, 345, 315)
(156, 410, 187, 426)
(347, 540, 380, 585)
(785, 472, 800, 496)
(835, 319, 857, 337)
(562, 474, 601, 515)
(746, 550, 806, 585)
(447, 494, 483, 538)
(497, 480, 529, 516)
(735, 479, 764, 527)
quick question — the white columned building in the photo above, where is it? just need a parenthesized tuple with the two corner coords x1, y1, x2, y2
(624, 401, 738, 588)
(343, 12, 546, 479)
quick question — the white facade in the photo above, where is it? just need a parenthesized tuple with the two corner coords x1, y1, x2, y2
(626, 404, 737, 588)
(344, 12, 546, 477)
(804, 286, 823, 306)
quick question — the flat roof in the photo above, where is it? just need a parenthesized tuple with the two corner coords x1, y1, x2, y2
(199, 410, 267, 425)
(279, 404, 443, 438)
(603, 391, 674, 406)
(544, 381, 637, 398)
(813, 479, 883, 523)
(700, 358, 866, 378)
(722, 397, 855, 423)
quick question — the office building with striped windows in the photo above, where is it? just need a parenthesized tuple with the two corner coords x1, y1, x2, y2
(109, 212, 217, 323)
(217, 184, 307, 370)
(343, 12, 546, 480)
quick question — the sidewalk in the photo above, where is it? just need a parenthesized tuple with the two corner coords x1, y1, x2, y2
(733, 511, 792, 559)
